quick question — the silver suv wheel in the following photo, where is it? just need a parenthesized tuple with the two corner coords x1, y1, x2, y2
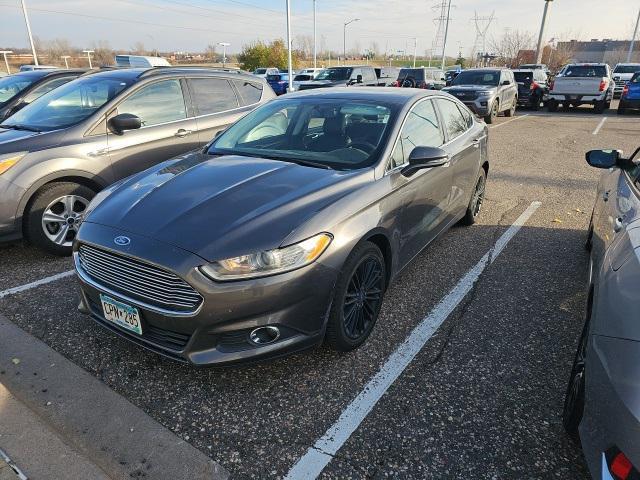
(41, 194, 90, 247)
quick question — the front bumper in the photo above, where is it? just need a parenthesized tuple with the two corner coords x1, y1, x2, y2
(74, 222, 339, 366)
(459, 97, 494, 116)
(579, 334, 640, 479)
(0, 176, 25, 242)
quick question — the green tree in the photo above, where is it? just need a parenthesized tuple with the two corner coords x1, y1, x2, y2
(238, 39, 298, 71)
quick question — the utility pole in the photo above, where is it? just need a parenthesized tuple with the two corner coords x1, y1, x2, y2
(61, 55, 70, 69)
(313, 0, 317, 68)
(440, 0, 452, 70)
(628, 8, 640, 63)
(83, 50, 94, 69)
(286, 0, 293, 92)
(0, 51, 13, 73)
(20, 0, 38, 65)
(218, 42, 230, 67)
(343, 18, 359, 64)
(535, 0, 554, 64)
(413, 38, 417, 68)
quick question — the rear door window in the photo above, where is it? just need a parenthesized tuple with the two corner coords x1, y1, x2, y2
(188, 78, 238, 116)
(118, 79, 187, 127)
(232, 79, 263, 106)
(436, 98, 469, 141)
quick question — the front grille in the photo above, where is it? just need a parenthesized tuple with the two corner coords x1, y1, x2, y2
(78, 244, 203, 312)
(450, 91, 479, 100)
(615, 79, 626, 88)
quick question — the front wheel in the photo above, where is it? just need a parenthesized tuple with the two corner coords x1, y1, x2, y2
(461, 169, 487, 226)
(547, 99, 558, 112)
(25, 182, 96, 256)
(504, 99, 516, 117)
(483, 101, 498, 124)
(325, 242, 386, 352)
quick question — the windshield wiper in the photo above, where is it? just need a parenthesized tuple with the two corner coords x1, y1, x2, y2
(0, 124, 41, 132)
(213, 149, 333, 170)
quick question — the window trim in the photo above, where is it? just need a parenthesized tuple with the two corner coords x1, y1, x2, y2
(384, 96, 447, 175)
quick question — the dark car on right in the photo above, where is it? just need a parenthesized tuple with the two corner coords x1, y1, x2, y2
(618, 72, 640, 114)
(296, 66, 379, 90)
(0, 69, 85, 121)
(512, 68, 549, 110)
(443, 68, 518, 124)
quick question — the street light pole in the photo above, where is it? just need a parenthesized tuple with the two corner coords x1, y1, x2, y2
(61, 55, 70, 69)
(218, 42, 230, 67)
(20, 0, 38, 65)
(628, 8, 640, 63)
(535, 0, 554, 64)
(440, 0, 452, 71)
(0, 51, 13, 74)
(413, 38, 417, 68)
(286, 0, 293, 93)
(313, 0, 317, 68)
(343, 18, 359, 65)
(83, 50, 94, 69)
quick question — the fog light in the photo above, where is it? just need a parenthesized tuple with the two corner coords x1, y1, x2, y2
(249, 326, 280, 345)
(480, 101, 488, 106)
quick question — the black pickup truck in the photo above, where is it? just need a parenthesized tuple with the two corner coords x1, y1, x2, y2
(297, 66, 381, 90)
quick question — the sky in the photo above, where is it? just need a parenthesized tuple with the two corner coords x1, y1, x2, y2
(0, 0, 637, 57)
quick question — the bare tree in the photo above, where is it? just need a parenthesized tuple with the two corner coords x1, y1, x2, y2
(294, 34, 313, 59)
(205, 44, 217, 61)
(92, 40, 114, 66)
(489, 29, 535, 66)
(131, 41, 147, 55)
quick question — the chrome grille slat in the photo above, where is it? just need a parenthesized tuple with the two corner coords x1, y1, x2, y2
(78, 244, 203, 312)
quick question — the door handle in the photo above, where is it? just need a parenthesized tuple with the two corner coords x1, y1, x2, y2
(614, 217, 625, 233)
(174, 129, 192, 138)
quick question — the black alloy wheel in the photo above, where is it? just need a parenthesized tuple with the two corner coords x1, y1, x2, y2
(462, 170, 487, 226)
(326, 242, 386, 351)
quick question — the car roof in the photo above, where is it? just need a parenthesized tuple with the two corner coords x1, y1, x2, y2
(11, 69, 85, 79)
(80, 67, 260, 83)
(287, 87, 443, 105)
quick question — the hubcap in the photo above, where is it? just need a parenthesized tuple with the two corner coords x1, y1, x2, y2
(472, 175, 486, 218)
(343, 257, 384, 340)
(41, 195, 89, 247)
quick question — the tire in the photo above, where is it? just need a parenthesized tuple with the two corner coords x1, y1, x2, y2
(325, 242, 386, 352)
(504, 98, 516, 117)
(594, 100, 605, 114)
(585, 217, 594, 252)
(24, 182, 96, 256)
(547, 99, 558, 112)
(562, 296, 591, 442)
(461, 169, 487, 226)
(562, 102, 571, 112)
(483, 101, 498, 124)
(402, 77, 416, 88)
(618, 102, 626, 115)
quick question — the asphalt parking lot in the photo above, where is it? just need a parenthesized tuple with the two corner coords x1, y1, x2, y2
(1, 102, 639, 479)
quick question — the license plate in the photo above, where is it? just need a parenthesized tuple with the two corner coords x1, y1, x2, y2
(100, 294, 142, 335)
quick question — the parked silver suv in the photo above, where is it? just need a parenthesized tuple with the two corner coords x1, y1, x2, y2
(0, 67, 274, 255)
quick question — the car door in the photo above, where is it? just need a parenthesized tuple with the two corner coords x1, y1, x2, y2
(434, 97, 483, 215)
(107, 78, 199, 180)
(385, 98, 452, 267)
(186, 76, 246, 145)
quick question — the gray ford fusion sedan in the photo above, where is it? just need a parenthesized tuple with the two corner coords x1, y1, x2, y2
(74, 88, 489, 366)
(563, 148, 640, 479)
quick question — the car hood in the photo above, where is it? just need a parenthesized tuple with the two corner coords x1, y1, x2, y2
(86, 151, 370, 262)
(444, 85, 496, 92)
(0, 127, 42, 146)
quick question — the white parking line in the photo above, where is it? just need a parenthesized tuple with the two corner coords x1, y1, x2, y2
(0, 270, 75, 299)
(489, 114, 530, 129)
(284, 201, 542, 480)
(592, 117, 607, 135)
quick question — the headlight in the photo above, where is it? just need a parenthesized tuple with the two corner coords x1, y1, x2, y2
(200, 233, 332, 281)
(0, 152, 27, 175)
(477, 91, 493, 97)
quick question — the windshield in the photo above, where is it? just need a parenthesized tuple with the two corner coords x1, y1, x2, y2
(316, 68, 352, 81)
(0, 74, 37, 104)
(1, 76, 133, 132)
(632, 73, 640, 83)
(208, 98, 396, 170)
(451, 70, 499, 86)
(564, 65, 607, 77)
(398, 69, 425, 81)
(614, 65, 640, 74)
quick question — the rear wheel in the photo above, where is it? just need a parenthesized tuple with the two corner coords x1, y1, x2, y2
(326, 242, 386, 352)
(547, 99, 558, 112)
(594, 100, 605, 114)
(25, 182, 96, 256)
(618, 102, 627, 115)
(461, 169, 487, 226)
(483, 101, 498, 124)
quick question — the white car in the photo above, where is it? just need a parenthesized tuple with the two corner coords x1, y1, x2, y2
(547, 63, 613, 114)
(297, 68, 323, 78)
(253, 67, 279, 78)
(612, 63, 640, 98)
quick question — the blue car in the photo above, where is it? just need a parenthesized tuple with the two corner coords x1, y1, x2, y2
(266, 73, 289, 95)
(618, 72, 640, 114)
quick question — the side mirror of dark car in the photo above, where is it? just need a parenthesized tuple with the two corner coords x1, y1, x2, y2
(402, 146, 449, 176)
(586, 149, 622, 169)
(109, 113, 142, 134)
(502, 80, 510, 86)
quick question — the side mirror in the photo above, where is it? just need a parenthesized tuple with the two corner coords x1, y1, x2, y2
(214, 128, 226, 139)
(502, 80, 510, 86)
(402, 146, 449, 176)
(586, 149, 621, 169)
(109, 113, 142, 134)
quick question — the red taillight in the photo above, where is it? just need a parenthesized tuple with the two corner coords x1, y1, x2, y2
(611, 452, 633, 480)
(599, 80, 607, 92)
(623, 84, 629, 96)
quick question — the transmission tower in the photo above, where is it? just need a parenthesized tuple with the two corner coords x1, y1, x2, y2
(471, 11, 495, 67)
(431, 0, 453, 70)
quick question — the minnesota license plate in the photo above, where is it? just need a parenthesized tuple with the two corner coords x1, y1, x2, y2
(100, 294, 142, 335)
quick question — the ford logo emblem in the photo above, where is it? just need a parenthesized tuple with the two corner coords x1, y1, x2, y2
(114, 236, 131, 246)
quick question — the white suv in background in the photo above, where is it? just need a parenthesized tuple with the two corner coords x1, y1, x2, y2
(612, 63, 640, 98)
